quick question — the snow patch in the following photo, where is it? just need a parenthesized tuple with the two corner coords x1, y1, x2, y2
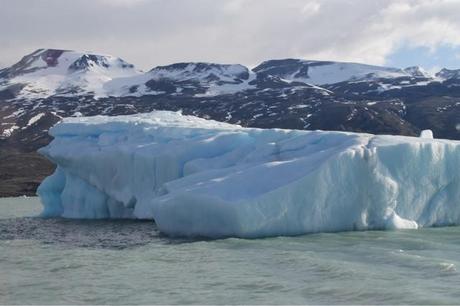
(26, 113, 45, 126)
(2, 125, 19, 137)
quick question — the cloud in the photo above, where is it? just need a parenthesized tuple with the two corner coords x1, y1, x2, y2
(97, 0, 147, 7)
(1, 0, 460, 70)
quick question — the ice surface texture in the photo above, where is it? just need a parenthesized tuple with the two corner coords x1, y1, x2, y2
(38, 111, 460, 238)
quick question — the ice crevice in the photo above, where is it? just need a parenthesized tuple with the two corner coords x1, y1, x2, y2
(37, 111, 460, 238)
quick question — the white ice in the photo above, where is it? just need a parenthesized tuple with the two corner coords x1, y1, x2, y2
(38, 111, 460, 238)
(420, 129, 434, 139)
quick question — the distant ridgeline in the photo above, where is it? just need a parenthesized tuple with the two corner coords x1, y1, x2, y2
(1, 48, 460, 196)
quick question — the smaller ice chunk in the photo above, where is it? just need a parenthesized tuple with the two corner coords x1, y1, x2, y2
(420, 129, 434, 139)
(386, 212, 419, 230)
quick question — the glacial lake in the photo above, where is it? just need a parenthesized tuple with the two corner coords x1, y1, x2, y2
(1, 197, 460, 304)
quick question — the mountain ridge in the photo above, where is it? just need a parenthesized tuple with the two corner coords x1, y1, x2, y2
(2, 49, 460, 102)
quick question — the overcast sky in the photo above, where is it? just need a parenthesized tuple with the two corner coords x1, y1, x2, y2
(1, 0, 460, 71)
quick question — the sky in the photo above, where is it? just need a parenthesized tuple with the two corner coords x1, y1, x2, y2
(1, 0, 460, 72)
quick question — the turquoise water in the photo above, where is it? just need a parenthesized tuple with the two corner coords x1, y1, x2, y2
(1, 197, 460, 304)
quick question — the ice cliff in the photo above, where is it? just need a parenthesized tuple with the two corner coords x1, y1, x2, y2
(38, 111, 460, 238)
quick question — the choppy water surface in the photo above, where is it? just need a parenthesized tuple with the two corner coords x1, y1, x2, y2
(1, 197, 460, 304)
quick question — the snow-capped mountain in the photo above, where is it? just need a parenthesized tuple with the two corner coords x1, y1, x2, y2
(2, 50, 458, 103)
(0, 50, 333, 100)
(253, 59, 432, 84)
(253, 59, 439, 97)
(105, 61, 335, 98)
(2, 49, 460, 143)
(403, 66, 432, 78)
(105, 62, 257, 97)
(0, 49, 140, 99)
(436, 68, 460, 80)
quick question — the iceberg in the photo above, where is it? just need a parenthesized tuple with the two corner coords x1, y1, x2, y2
(38, 111, 460, 238)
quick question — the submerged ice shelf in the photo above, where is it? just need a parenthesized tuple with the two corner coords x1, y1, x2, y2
(38, 111, 460, 238)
